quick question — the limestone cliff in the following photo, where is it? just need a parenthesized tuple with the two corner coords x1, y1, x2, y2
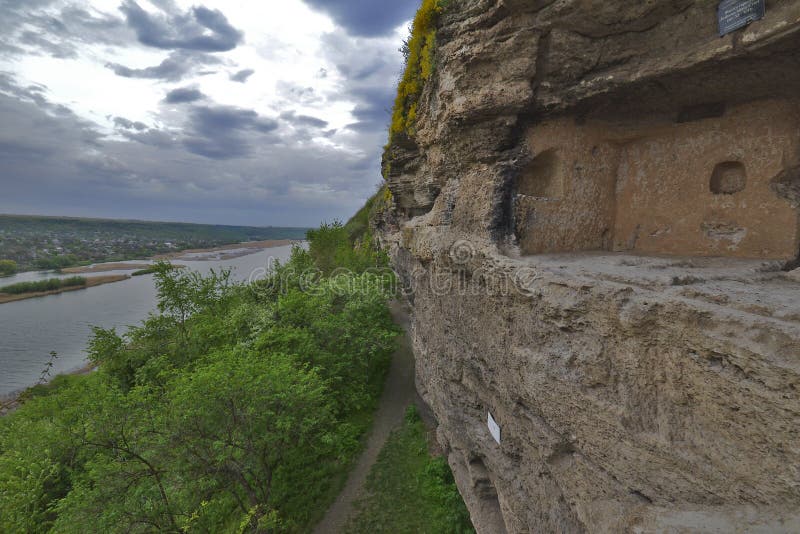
(376, 1, 800, 532)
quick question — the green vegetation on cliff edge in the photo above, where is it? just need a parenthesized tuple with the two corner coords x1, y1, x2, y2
(388, 0, 446, 146)
(0, 219, 472, 532)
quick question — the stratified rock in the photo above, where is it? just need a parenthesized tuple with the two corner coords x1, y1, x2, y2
(377, 1, 800, 532)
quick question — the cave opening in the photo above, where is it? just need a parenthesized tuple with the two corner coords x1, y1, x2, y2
(516, 149, 562, 199)
(710, 161, 747, 195)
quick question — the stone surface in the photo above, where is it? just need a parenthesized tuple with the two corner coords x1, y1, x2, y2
(377, 0, 800, 532)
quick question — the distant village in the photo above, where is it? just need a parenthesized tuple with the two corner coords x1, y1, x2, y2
(0, 216, 308, 272)
(2, 229, 194, 271)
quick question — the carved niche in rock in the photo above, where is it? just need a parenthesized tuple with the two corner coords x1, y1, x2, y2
(512, 99, 800, 259)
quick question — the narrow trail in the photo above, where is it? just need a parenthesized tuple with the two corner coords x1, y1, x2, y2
(313, 300, 417, 533)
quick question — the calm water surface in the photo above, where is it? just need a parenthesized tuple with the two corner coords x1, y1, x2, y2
(0, 245, 296, 396)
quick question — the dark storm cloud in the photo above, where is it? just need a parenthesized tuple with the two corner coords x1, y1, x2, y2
(106, 55, 188, 81)
(275, 81, 321, 105)
(230, 68, 255, 83)
(182, 105, 279, 159)
(301, 0, 418, 36)
(0, 72, 95, 124)
(113, 116, 148, 130)
(57, 6, 128, 44)
(345, 86, 394, 132)
(295, 115, 328, 128)
(280, 111, 329, 129)
(120, 128, 176, 148)
(106, 51, 222, 82)
(164, 87, 205, 104)
(189, 106, 278, 135)
(18, 31, 75, 58)
(0, 73, 47, 107)
(317, 33, 398, 135)
(120, 1, 244, 52)
(0, 88, 108, 186)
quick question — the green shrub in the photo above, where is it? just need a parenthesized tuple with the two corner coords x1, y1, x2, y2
(131, 263, 182, 276)
(0, 259, 17, 276)
(306, 220, 389, 275)
(0, 276, 86, 295)
(131, 266, 157, 276)
(34, 255, 79, 270)
(344, 185, 393, 244)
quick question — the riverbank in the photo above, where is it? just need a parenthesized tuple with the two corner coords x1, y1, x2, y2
(0, 275, 129, 304)
(153, 239, 301, 261)
(0, 362, 96, 416)
(61, 262, 149, 274)
(58, 239, 301, 274)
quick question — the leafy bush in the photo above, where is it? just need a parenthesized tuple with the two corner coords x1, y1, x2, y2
(0, 276, 86, 295)
(306, 221, 389, 275)
(34, 255, 79, 271)
(0, 259, 17, 276)
(131, 263, 183, 277)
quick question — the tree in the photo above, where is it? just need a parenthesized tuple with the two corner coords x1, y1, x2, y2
(51, 381, 181, 533)
(167, 349, 339, 532)
(152, 261, 232, 328)
(34, 255, 78, 270)
(0, 259, 17, 276)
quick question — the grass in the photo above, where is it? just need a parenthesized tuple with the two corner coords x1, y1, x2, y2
(347, 406, 475, 534)
(0, 276, 86, 295)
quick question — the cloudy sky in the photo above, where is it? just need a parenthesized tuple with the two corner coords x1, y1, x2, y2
(0, 0, 418, 226)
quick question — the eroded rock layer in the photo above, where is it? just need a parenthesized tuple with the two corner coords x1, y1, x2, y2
(377, 1, 800, 532)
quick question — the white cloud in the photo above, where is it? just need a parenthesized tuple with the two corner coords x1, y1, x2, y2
(0, 0, 412, 226)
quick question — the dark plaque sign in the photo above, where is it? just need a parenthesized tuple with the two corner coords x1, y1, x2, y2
(718, 0, 765, 37)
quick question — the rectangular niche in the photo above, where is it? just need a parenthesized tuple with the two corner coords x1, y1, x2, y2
(512, 100, 800, 260)
(517, 149, 563, 199)
(612, 99, 799, 259)
(514, 119, 618, 256)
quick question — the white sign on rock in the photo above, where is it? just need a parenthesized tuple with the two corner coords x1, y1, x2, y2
(487, 411, 501, 444)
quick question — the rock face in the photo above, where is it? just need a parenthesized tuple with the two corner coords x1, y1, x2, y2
(377, 1, 800, 532)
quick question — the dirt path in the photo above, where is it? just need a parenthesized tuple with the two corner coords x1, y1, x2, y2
(313, 300, 417, 533)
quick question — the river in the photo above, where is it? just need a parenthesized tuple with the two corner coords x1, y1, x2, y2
(0, 244, 297, 397)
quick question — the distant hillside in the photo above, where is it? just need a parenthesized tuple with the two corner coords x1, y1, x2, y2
(0, 214, 309, 272)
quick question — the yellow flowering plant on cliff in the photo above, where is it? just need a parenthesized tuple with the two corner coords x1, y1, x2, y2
(389, 0, 446, 141)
